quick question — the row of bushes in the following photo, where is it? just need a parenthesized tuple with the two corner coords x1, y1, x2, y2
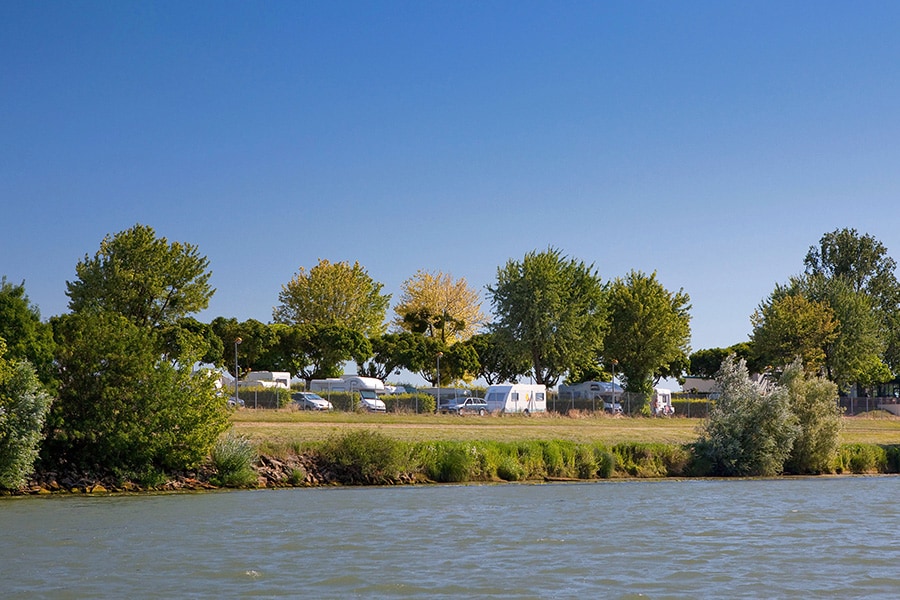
(211, 430, 900, 487)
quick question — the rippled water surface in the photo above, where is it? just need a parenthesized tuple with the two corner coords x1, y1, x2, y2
(2, 477, 899, 598)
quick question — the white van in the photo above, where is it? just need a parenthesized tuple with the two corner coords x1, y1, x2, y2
(309, 376, 387, 412)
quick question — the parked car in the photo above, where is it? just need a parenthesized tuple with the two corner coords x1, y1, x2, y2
(604, 400, 623, 414)
(440, 396, 489, 416)
(227, 396, 245, 408)
(292, 392, 333, 411)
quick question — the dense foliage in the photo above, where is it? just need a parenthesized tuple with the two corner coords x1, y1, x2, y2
(0, 277, 56, 388)
(698, 355, 799, 477)
(273, 258, 390, 338)
(489, 248, 606, 387)
(393, 270, 487, 343)
(48, 312, 230, 481)
(604, 270, 692, 402)
(66, 224, 214, 328)
(0, 342, 52, 489)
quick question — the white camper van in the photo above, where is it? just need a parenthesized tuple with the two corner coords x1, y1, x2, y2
(308, 375, 387, 412)
(484, 383, 547, 415)
(651, 388, 674, 416)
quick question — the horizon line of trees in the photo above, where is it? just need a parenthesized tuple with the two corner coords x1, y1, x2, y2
(2, 223, 899, 487)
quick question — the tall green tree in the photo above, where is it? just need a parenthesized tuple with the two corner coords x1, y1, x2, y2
(603, 271, 691, 402)
(356, 332, 428, 382)
(66, 224, 214, 328)
(464, 332, 532, 385)
(750, 294, 838, 376)
(804, 228, 900, 374)
(689, 343, 756, 380)
(273, 259, 390, 338)
(47, 312, 229, 480)
(0, 277, 55, 387)
(210, 317, 277, 378)
(773, 274, 888, 389)
(488, 248, 606, 387)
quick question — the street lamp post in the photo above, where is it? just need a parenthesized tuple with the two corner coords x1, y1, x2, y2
(612, 359, 618, 415)
(234, 337, 243, 405)
(436, 351, 443, 413)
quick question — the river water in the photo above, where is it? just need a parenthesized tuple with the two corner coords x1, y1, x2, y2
(2, 477, 898, 598)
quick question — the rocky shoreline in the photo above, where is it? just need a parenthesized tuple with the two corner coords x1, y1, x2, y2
(8, 451, 421, 496)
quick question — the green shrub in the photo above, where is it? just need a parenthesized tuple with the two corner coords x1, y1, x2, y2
(540, 440, 576, 477)
(0, 352, 52, 490)
(698, 356, 798, 476)
(319, 430, 404, 485)
(837, 444, 888, 474)
(613, 443, 691, 477)
(496, 455, 526, 481)
(575, 445, 598, 479)
(210, 432, 257, 487)
(596, 447, 617, 479)
(382, 393, 435, 414)
(429, 444, 475, 482)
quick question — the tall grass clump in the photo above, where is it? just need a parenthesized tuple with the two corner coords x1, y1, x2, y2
(575, 445, 598, 479)
(613, 443, 690, 477)
(836, 444, 888, 474)
(319, 430, 404, 485)
(210, 432, 258, 487)
(426, 443, 476, 483)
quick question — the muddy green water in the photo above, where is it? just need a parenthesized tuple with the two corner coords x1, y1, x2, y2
(2, 477, 898, 598)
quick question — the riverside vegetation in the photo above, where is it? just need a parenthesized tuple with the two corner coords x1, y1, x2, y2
(8, 404, 900, 495)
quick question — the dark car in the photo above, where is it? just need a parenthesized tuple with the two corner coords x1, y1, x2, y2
(440, 396, 489, 416)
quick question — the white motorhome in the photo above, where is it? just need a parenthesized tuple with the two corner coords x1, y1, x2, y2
(485, 383, 547, 414)
(309, 375, 387, 412)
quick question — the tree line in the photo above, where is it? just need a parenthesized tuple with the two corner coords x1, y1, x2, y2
(2, 223, 898, 487)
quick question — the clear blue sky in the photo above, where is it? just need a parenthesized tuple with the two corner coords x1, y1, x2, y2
(3, 2, 900, 368)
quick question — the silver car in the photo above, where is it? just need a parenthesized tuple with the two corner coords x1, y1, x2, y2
(292, 392, 333, 411)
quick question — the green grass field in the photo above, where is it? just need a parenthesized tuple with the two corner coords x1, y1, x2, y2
(230, 409, 900, 449)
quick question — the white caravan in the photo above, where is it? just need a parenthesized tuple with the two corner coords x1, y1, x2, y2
(308, 375, 387, 412)
(484, 383, 547, 414)
(651, 388, 674, 416)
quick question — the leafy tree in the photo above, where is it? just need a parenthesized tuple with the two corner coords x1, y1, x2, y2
(357, 332, 429, 382)
(393, 270, 487, 343)
(603, 271, 692, 402)
(273, 259, 390, 338)
(66, 224, 214, 328)
(0, 277, 55, 387)
(47, 312, 229, 480)
(689, 343, 757, 380)
(488, 248, 606, 387)
(779, 359, 842, 474)
(750, 294, 838, 376)
(698, 355, 799, 477)
(210, 317, 277, 378)
(0, 341, 53, 489)
(159, 317, 223, 366)
(290, 324, 371, 386)
(774, 274, 888, 389)
(804, 228, 899, 298)
(465, 332, 532, 385)
(804, 228, 900, 374)
(690, 347, 730, 379)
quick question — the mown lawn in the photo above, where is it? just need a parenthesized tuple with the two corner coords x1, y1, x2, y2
(229, 409, 900, 448)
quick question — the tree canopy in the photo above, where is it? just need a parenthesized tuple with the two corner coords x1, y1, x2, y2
(603, 271, 691, 399)
(750, 293, 838, 375)
(273, 259, 390, 338)
(393, 270, 487, 343)
(66, 224, 214, 328)
(488, 248, 606, 387)
(0, 277, 55, 387)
